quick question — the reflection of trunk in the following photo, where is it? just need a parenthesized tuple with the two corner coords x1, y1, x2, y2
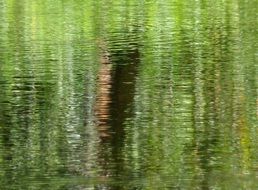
(94, 39, 112, 139)
(95, 37, 140, 136)
(94, 41, 139, 181)
(95, 63, 113, 138)
(94, 46, 139, 141)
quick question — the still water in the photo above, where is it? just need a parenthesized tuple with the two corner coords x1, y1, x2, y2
(0, 0, 257, 189)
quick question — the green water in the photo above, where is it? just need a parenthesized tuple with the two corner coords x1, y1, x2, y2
(0, 0, 257, 189)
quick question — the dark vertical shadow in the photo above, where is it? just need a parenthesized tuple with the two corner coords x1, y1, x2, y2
(110, 48, 140, 183)
(109, 47, 140, 144)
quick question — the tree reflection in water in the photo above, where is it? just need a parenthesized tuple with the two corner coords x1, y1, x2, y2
(95, 63, 113, 138)
(94, 39, 139, 142)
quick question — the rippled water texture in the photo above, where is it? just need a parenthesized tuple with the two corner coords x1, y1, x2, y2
(0, 0, 257, 189)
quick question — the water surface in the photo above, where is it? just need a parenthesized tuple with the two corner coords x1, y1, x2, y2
(0, 0, 257, 189)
